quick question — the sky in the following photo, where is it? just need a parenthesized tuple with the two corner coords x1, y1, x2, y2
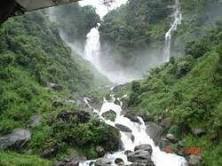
(79, 0, 128, 18)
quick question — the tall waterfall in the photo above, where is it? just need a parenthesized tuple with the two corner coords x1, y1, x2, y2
(80, 0, 140, 84)
(164, 0, 182, 61)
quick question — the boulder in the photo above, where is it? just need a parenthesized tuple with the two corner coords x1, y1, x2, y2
(134, 144, 153, 155)
(0, 129, 31, 150)
(115, 158, 124, 165)
(102, 110, 116, 121)
(115, 124, 132, 133)
(124, 112, 141, 124)
(114, 99, 121, 106)
(166, 133, 178, 143)
(130, 160, 155, 166)
(95, 158, 112, 166)
(127, 150, 152, 162)
(96, 146, 105, 157)
(188, 155, 202, 166)
(146, 122, 163, 145)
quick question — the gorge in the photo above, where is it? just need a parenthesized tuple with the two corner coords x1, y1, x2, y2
(0, 0, 222, 165)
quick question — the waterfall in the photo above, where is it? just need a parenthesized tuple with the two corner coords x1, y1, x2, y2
(80, 0, 141, 84)
(80, 95, 187, 166)
(164, 0, 182, 61)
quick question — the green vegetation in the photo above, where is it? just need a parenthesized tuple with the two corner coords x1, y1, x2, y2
(52, 3, 100, 43)
(99, 0, 173, 66)
(0, 151, 52, 166)
(0, 11, 115, 165)
(127, 23, 222, 165)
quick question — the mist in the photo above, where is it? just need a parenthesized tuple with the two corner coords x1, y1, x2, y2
(47, 0, 181, 84)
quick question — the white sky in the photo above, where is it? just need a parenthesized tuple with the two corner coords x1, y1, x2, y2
(79, 0, 128, 18)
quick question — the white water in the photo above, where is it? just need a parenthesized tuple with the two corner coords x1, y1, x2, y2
(80, 0, 140, 84)
(164, 0, 182, 61)
(80, 95, 187, 166)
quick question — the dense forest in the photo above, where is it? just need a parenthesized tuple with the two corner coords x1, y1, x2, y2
(0, 0, 222, 165)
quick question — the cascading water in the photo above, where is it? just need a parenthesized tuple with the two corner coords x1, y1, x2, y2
(79, 95, 187, 166)
(80, 0, 140, 84)
(164, 0, 182, 62)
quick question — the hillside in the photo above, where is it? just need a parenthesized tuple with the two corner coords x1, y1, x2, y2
(0, 11, 119, 165)
(120, 21, 222, 166)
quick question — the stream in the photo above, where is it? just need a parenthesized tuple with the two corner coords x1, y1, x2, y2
(79, 95, 187, 166)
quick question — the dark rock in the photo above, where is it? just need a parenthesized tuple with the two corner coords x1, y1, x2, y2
(96, 146, 105, 157)
(95, 158, 112, 166)
(130, 160, 155, 166)
(0, 128, 31, 150)
(127, 150, 152, 162)
(134, 144, 153, 155)
(114, 99, 121, 105)
(115, 124, 132, 133)
(191, 128, 206, 137)
(115, 158, 124, 165)
(124, 150, 133, 156)
(188, 155, 202, 166)
(146, 122, 163, 145)
(29, 115, 41, 128)
(124, 112, 141, 124)
(102, 110, 116, 121)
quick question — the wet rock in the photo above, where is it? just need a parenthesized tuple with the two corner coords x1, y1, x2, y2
(124, 150, 133, 156)
(102, 110, 116, 121)
(115, 158, 124, 165)
(115, 124, 132, 133)
(0, 129, 31, 150)
(114, 99, 121, 105)
(96, 146, 105, 157)
(188, 155, 202, 166)
(134, 144, 153, 154)
(130, 160, 155, 166)
(146, 122, 163, 145)
(166, 133, 177, 143)
(127, 150, 152, 162)
(191, 128, 206, 137)
(124, 112, 141, 124)
(95, 158, 112, 166)
(29, 115, 41, 128)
